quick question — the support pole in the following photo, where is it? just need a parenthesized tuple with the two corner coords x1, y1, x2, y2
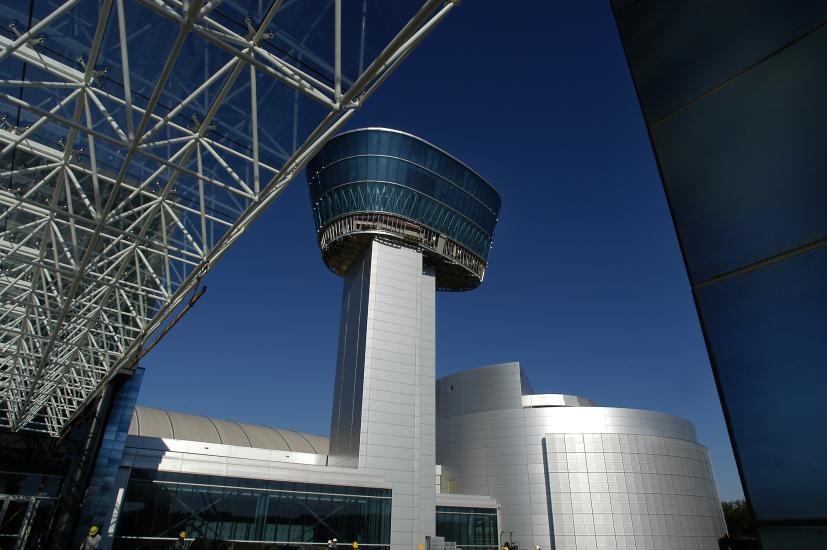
(334, 0, 342, 102)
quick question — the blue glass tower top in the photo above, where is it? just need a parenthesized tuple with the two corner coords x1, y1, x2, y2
(306, 128, 501, 290)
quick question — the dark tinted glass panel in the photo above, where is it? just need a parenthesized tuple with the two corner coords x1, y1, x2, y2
(312, 130, 499, 211)
(435, 506, 498, 549)
(759, 525, 827, 550)
(23, 500, 55, 550)
(115, 470, 390, 547)
(0, 472, 63, 497)
(0, 500, 27, 535)
(315, 158, 497, 232)
(307, 129, 500, 262)
(313, 182, 491, 259)
(697, 245, 827, 519)
(614, 2, 827, 546)
(651, 28, 827, 283)
(615, 0, 827, 124)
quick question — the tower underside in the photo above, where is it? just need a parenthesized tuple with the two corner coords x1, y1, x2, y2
(320, 213, 486, 291)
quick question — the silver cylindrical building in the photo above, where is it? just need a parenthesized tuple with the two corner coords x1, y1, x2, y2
(436, 363, 726, 550)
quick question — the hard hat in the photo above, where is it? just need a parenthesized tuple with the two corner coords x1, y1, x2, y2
(328, 541, 333, 545)
(89, 526, 99, 536)
(333, 539, 337, 542)
(179, 531, 187, 538)
(352, 542, 358, 549)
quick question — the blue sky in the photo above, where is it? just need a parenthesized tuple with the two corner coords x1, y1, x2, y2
(137, 2, 744, 501)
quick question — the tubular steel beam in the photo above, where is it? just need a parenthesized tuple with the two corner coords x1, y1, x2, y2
(0, 0, 453, 435)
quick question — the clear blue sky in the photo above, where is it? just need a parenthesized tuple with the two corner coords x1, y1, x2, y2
(138, 2, 745, 501)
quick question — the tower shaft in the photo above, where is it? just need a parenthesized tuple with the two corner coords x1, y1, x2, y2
(330, 239, 436, 550)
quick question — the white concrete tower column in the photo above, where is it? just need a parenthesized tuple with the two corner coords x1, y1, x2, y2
(329, 239, 436, 550)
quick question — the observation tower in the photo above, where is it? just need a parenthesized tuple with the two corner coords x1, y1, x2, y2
(306, 128, 500, 550)
(308, 127, 500, 291)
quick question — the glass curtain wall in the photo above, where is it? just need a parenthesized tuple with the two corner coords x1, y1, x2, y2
(114, 470, 391, 549)
(307, 129, 501, 261)
(435, 506, 498, 550)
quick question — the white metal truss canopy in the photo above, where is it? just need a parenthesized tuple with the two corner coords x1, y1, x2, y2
(0, 0, 455, 435)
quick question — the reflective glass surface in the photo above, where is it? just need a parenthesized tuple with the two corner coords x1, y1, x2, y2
(697, 246, 827, 520)
(435, 506, 498, 550)
(115, 470, 391, 548)
(0, 472, 62, 498)
(307, 129, 500, 261)
(76, 368, 145, 542)
(0, 501, 27, 537)
(759, 525, 827, 550)
(0, 1, 426, 181)
(613, 1, 827, 545)
(613, 0, 827, 124)
(650, 27, 827, 283)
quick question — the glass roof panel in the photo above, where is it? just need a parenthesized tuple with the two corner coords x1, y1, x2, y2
(0, 0, 452, 435)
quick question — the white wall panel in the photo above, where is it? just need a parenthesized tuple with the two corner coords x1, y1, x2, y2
(328, 241, 436, 549)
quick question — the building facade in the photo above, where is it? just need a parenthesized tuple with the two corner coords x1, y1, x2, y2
(102, 360, 725, 550)
(85, 405, 500, 550)
(437, 363, 726, 550)
(611, 3, 827, 548)
(111, 406, 392, 548)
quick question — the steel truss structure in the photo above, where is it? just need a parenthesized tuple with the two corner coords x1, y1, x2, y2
(0, 0, 455, 435)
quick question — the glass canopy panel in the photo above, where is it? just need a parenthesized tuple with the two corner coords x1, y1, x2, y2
(0, 0, 454, 435)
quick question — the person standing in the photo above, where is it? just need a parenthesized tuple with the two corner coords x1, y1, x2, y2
(174, 531, 188, 550)
(79, 526, 101, 550)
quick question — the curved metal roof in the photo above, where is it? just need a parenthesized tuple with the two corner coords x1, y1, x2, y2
(128, 406, 329, 455)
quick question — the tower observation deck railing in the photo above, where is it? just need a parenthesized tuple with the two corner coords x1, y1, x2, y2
(318, 212, 486, 285)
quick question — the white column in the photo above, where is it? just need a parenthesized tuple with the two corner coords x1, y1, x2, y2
(329, 239, 436, 549)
